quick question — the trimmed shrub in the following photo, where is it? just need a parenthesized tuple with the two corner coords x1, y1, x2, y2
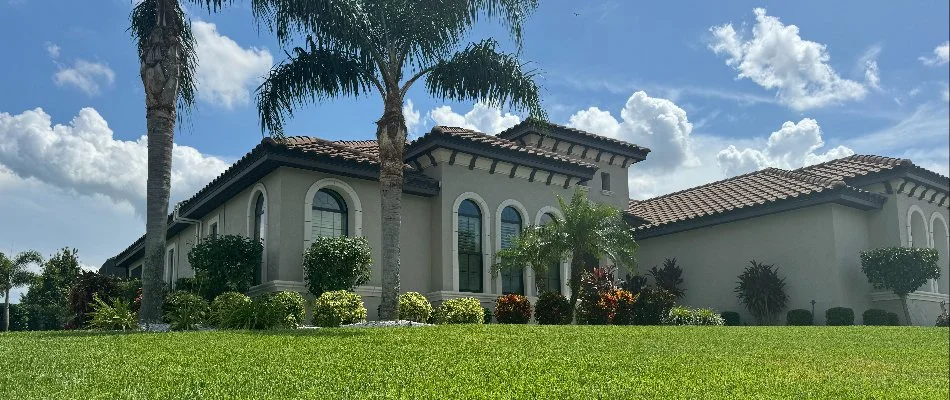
(786, 309, 813, 326)
(221, 298, 276, 330)
(721, 311, 741, 326)
(534, 291, 572, 325)
(397, 292, 433, 323)
(265, 291, 307, 328)
(302, 236, 372, 298)
(860, 247, 939, 324)
(188, 235, 263, 300)
(649, 258, 685, 298)
(164, 291, 208, 331)
(886, 312, 900, 326)
(483, 307, 492, 324)
(862, 309, 889, 326)
(88, 294, 137, 331)
(663, 306, 725, 326)
(313, 290, 367, 328)
(632, 286, 676, 325)
(735, 260, 788, 325)
(210, 292, 251, 327)
(826, 307, 854, 326)
(434, 298, 483, 324)
(494, 294, 532, 324)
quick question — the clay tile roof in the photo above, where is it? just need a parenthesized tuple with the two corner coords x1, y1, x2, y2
(334, 139, 380, 157)
(283, 136, 380, 164)
(796, 154, 912, 182)
(424, 125, 598, 170)
(498, 119, 651, 156)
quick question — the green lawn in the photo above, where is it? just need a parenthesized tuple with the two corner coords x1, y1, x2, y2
(1, 326, 947, 399)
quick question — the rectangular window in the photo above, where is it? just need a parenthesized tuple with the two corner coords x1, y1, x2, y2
(541, 262, 561, 294)
(130, 265, 142, 279)
(458, 215, 482, 293)
(166, 248, 175, 284)
(209, 222, 218, 238)
(601, 172, 611, 191)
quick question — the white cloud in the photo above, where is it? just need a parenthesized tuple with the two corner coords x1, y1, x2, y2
(428, 103, 521, 134)
(708, 8, 869, 110)
(858, 46, 882, 90)
(716, 118, 854, 176)
(45, 42, 60, 59)
(920, 41, 950, 66)
(403, 99, 421, 136)
(568, 91, 698, 172)
(53, 59, 115, 96)
(0, 107, 229, 216)
(192, 21, 273, 109)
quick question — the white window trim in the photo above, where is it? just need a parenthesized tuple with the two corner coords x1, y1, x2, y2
(906, 205, 926, 248)
(452, 192, 492, 293)
(205, 214, 220, 238)
(535, 206, 569, 297)
(303, 178, 363, 250)
(247, 183, 268, 284)
(928, 212, 949, 293)
(495, 199, 531, 295)
(165, 242, 178, 287)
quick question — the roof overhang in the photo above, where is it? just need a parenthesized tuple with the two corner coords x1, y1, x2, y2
(499, 122, 650, 164)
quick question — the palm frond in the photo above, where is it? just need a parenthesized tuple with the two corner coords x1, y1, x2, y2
(250, 0, 377, 54)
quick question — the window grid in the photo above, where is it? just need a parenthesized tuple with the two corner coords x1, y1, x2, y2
(500, 207, 524, 295)
(458, 200, 483, 293)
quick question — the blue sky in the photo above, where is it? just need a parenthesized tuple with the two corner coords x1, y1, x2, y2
(1, 1, 948, 294)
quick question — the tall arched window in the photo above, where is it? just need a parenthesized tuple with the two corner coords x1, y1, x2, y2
(500, 206, 525, 295)
(313, 188, 348, 238)
(538, 212, 561, 294)
(458, 199, 483, 293)
(252, 192, 265, 285)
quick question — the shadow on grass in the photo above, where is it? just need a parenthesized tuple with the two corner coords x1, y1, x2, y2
(4, 327, 385, 339)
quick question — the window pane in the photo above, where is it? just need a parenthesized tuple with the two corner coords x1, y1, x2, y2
(312, 189, 348, 238)
(458, 200, 482, 293)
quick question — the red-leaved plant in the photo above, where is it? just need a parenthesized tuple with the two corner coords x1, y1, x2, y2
(494, 294, 532, 324)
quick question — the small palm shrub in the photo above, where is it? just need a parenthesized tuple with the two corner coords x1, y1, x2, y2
(434, 298, 483, 324)
(210, 292, 251, 327)
(164, 291, 209, 331)
(786, 309, 813, 326)
(720, 311, 741, 326)
(302, 237, 373, 298)
(735, 260, 788, 325)
(88, 294, 138, 331)
(534, 291, 572, 325)
(862, 309, 889, 326)
(397, 292, 433, 323)
(265, 291, 307, 328)
(494, 294, 532, 324)
(663, 306, 725, 326)
(826, 307, 854, 326)
(649, 258, 685, 298)
(313, 290, 367, 328)
(632, 286, 676, 325)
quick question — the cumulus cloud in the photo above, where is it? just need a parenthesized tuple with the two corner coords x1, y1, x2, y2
(708, 8, 869, 110)
(568, 91, 698, 172)
(193, 21, 273, 108)
(0, 107, 229, 215)
(403, 99, 421, 136)
(53, 59, 115, 96)
(716, 118, 854, 176)
(920, 41, 949, 66)
(429, 102, 521, 134)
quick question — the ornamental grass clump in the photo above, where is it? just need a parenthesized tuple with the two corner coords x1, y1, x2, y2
(313, 290, 367, 328)
(434, 298, 483, 324)
(397, 292, 433, 323)
(534, 291, 572, 325)
(494, 294, 532, 324)
(88, 294, 137, 332)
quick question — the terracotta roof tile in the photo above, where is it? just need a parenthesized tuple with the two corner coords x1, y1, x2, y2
(283, 136, 380, 164)
(422, 125, 598, 170)
(498, 119, 651, 155)
(796, 155, 912, 182)
(334, 139, 380, 157)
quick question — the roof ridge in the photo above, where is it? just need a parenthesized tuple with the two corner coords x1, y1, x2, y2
(630, 168, 773, 205)
(284, 135, 381, 161)
(796, 154, 911, 173)
(761, 167, 847, 188)
(497, 118, 651, 153)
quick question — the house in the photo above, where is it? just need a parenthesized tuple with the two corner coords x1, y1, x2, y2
(627, 156, 949, 325)
(106, 121, 649, 314)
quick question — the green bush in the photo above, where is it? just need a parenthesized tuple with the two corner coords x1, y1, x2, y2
(88, 294, 137, 331)
(302, 236, 372, 298)
(632, 286, 676, 325)
(434, 298, 484, 324)
(663, 306, 724, 326)
(886, 312, 900, 326)
(576, 267, 618, 325)
(613, 290, 638, 325)
(164, 291, 208, 331)
(534, 291, 572, 325)
(397, 292, 433, 323)
(720, 311, 741, 326)
(862, 309, 889, 326)
(188, 235, 263, 300)
(67, 271, 120, 329)
(210, 292, 252, 327)
(735, 260, 788, 325)
(221, 298, 275, 330)
(786, 309, 813, 326)
(494, 294, 532, 324)
(174, 277, 199, 293)
(313, 290, 367, 328)
(265, 291, 307, 328)
(649, 258, 685, 298)
(826, 307, 854, 326)
(483, 307, 492, 324)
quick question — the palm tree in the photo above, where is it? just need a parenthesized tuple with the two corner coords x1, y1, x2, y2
(130, 0, 241, 323)
(0, 250, 43, 331)
(253, 0, 546, 320)
(494, 189, 639, 310)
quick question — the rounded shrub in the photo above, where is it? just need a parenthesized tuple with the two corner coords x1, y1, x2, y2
(825, 307, 855, 326)
(632, 286, 676, 325)
(397, 292, 433, 323)
(786, 309, 813, 326)
(494, 294, 532, 324)
(862, 309, 889, 326)
(210, 291, 251, 327)
(694, 308, 726, 326)
(721, 311, 741, 326)
(886, 312, 900, 326)
(313, 290, 367, 328)
(266, 291, 307, 328)
(434, 297, 484, 324)
(164, 291, 209, 331)
(303, 236, 372, 298)
(534, 291, 572, 325)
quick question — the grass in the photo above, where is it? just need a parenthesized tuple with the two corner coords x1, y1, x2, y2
(1, 326, 947, 399)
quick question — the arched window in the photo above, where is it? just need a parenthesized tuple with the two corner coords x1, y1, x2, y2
(500, 206, 524, 295)
(458, 199, 483, 293)
(252, 192, 265, 285)
(312, 188, 348, 238)
(538, 212, 561, 294)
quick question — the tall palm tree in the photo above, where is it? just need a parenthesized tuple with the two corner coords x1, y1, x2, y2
(494, 189, 639, 310)
(0, 250, 43, 331)
(130, 0, 241, 323)
(253, 0, 546, 319)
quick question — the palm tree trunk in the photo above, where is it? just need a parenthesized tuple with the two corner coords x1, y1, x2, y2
(376, 91, 406, 320)
(568, 249, 585, 310)
(138, 1, 183, 324)
(4, 289, 9, 332)
(900, 295, 912, 326)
